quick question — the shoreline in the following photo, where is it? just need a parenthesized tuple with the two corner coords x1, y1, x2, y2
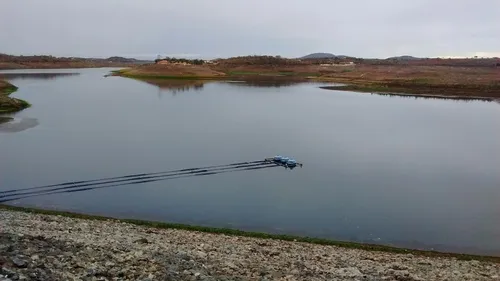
(1, 204, 499, 263)
(0, 80, 31, 114)
(1, 206, 499, 280)
(319, 84, 498, 102)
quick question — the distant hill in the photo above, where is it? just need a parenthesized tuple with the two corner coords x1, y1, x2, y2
(0, 54, 151, 63)
(300, 53, 354, 60)
(0, 54, 151, 69)
(386, 55, 422, 61)
(300, 53, 336, 59)
(105, 56, 149, 63)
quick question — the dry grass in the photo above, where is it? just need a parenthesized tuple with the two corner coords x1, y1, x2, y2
(318, 65, 500, 86)
(318, 65, 500, 98)
(213, 64, 323, 77)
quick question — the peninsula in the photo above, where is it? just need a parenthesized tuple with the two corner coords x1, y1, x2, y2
(114, 55, 500, 100)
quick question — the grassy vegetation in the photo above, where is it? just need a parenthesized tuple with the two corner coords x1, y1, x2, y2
(1, 204, 499, 263)
(2, 83, 18, 94)
(0, 80, 31, 113)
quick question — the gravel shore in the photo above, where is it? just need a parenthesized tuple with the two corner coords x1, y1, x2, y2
(0, 210, 499, 281)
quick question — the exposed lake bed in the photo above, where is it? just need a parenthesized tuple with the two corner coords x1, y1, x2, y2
(1, 68, 500, 257)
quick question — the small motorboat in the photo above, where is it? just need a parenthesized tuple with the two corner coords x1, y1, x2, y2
(266, 155, 303, 169)
(286, 159, 297, 167)
(273, 155, 283, 162)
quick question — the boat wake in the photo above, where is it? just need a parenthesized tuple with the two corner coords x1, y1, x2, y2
(0, 157, 302, 203)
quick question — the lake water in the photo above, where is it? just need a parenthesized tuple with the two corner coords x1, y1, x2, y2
(1, 68, 500, 256)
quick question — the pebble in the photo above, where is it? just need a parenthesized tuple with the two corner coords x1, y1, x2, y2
(11, 258, 27, 268)
(336, 267, 363, 278)
(0, 209, 499, 281)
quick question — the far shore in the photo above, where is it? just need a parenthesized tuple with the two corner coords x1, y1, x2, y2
(111, 58, 500, 100)
(1, 56, 499, 115)
(0, 54, 151, 70)
(318, 83, 499, 101)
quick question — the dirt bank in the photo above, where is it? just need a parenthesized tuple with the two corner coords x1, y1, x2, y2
(0, 80, 30, 113)
(0, 208, 499, 281)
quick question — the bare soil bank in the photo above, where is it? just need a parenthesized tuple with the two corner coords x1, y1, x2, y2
(1, 208, 499, 281)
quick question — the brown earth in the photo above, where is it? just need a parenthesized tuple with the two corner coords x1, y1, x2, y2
(317, 65, 500, 85)
(0, 80, 10, 89)
(317, 65, 500, 99)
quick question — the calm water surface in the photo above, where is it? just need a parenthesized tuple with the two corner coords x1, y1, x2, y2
(1, 68, 500, 255)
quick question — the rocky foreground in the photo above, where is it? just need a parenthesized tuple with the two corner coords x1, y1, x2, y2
(0, 210, 499, 281)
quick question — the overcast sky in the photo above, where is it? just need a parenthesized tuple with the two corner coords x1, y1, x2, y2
(1, 0, 499, 59)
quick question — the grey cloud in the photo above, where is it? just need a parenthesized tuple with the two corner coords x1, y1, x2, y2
(1, 0, 498, 59)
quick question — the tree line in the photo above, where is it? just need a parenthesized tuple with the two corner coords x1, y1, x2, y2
(155, 57, 205, 65)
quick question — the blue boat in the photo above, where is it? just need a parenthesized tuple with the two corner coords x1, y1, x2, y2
(286, 159, 297, 167)
(265, 156, 303, 168)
